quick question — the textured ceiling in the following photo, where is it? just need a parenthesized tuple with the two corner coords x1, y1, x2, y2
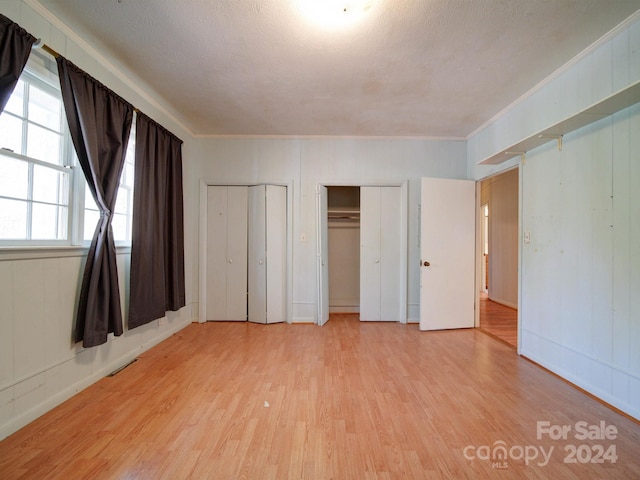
(34, 0, 640, 137)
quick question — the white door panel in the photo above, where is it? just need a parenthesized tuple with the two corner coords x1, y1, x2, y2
(266, 185, 286, 324)
(420, 178, 475, 330)
(206, 186, 248, 321)
(380, 187, 402, 320)
(360, 187, 381, 320)
(248, 185, 267, 324)
(360, 186, 402, 321)
(226, 187, 248, 320)
(317, 185, 329, 326)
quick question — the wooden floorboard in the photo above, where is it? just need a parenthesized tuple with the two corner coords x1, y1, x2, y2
(479, 292, 518, 348)
(1, 314, 639, 479)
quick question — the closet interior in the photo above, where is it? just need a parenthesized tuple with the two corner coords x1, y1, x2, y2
(327, 186, 361, 313)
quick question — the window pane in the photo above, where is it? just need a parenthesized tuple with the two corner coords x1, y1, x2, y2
(26, 123, 61, 164)
(33, 165, 69, 205)
(3, 79, 24, 116)
(28, 84, 61, 130)
(114, 186, 129, 215)
(84, 208, 99, 240)
(121, 162, 134, 187)
(0, 155, 28, 200)
(0, 113, 24, 154)
(0, 198, 27, 239)
(111, 213, 127, 242)
(32, 203, 66, 239)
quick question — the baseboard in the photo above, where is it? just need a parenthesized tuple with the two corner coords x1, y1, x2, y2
(329, 306, 359, 313)
(488, 296, 518, 310)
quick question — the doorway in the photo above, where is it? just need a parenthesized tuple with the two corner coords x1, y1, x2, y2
(478, 168, 519, 347)
(317, 183, 407, 325)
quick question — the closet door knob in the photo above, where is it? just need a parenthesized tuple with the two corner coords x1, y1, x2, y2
(228, 258, 233, 263)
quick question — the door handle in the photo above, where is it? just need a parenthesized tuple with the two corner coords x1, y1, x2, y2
(423, 261, 430, 267)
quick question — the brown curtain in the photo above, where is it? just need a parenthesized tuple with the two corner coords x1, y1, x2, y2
(129, 112, 185, 329)
(0, 14, 36, 113)
(57, 57, 134, 348)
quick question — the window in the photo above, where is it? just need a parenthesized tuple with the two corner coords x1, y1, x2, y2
(0, 51, 70, 244)
(83, 117, 136, 243)
(0, 50, 135, 246)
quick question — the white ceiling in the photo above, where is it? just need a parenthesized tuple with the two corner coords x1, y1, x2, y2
(35, 0, 640, 138)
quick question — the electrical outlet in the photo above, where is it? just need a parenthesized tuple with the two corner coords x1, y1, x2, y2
(524, 231, 531, 244)
(158, 318, 165, 326)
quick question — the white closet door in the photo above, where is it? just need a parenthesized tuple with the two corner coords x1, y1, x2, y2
(206, 186, 248, 321)
(360, 186, 402, 321)
(317, 185, 329, 326)
(265, 185, 286, 324)
(226, 187, 249, 319)
(206, 186, 228, 320)
(379, 186, 402, 320)
(248, 185, 287, 324)
(248, 185, 267, 324)
(360, 187, 382, 320)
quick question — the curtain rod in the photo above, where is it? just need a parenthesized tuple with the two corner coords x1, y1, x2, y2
(32, 39, 60, 58)
(32, 39, 141, 114)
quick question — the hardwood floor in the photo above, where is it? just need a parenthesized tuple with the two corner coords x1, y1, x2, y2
(1, 315, 639, 479)
(479, 292, 518, 348)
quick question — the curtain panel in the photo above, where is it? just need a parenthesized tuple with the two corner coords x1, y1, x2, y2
(57, 56, 134, 348)
(129, 113, 185, 329)
(0, 14, 36, 113)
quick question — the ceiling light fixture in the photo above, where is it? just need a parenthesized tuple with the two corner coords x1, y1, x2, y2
(294, 0, 375, 29)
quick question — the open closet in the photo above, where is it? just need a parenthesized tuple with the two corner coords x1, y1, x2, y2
(322, 185, 403, 322)
(327, 187, 361, 313)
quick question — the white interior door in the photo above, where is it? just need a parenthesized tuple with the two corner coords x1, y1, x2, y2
(265, 185, 286, 324)
(420, 177, 475, 330)
(206, 186, 248, 321)
(317, 185, 329, 326)
(248, 185, 267, 324)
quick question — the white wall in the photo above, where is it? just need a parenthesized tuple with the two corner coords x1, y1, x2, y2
(196, 138, 468, 324)
(468, 15, 640, 419)
(0, 1, 197, 440)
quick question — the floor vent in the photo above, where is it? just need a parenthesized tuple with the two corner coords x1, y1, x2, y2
(107, 358, 139, 377)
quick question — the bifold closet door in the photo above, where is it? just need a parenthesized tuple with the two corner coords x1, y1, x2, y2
(206, 186, 248, 321)
(248, 185, 286, 324)
(360, 186, 401, 321)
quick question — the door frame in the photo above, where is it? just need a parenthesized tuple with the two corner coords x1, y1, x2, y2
(199, 179, 294, 324)
(316, 180, 409, 325)
(474, 165, 521, 352)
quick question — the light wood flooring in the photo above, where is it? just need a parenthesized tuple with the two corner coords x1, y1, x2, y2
(479, 292, 518, 348)
(1, 315, 639, 479)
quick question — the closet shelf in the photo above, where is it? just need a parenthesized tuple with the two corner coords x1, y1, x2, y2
(328, 207, 360, 221)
